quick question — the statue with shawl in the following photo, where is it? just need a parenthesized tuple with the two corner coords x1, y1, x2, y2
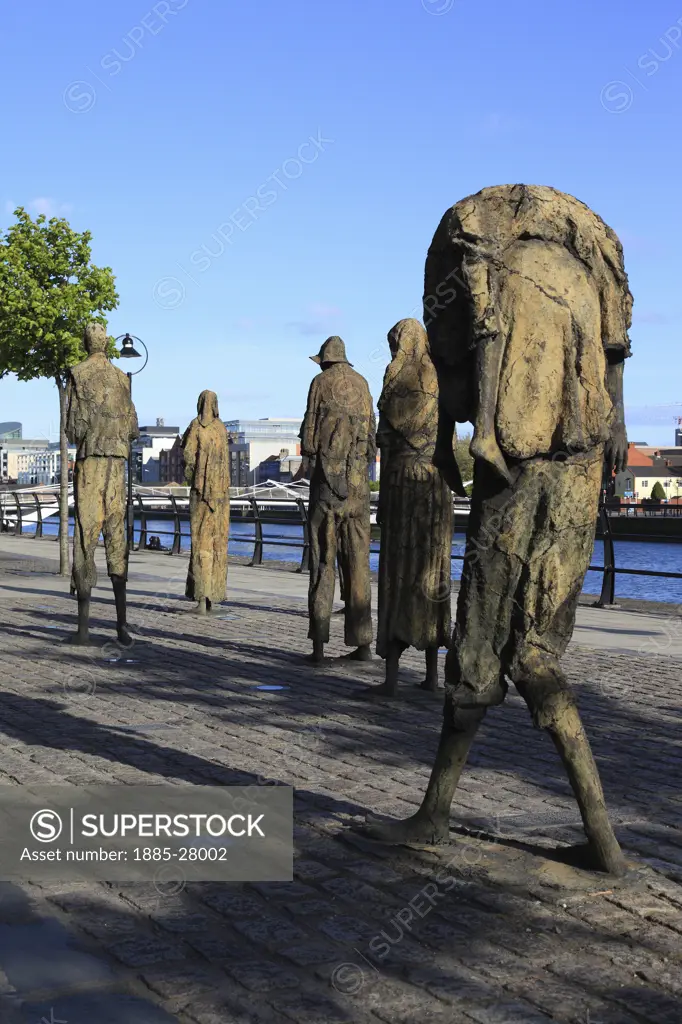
(364, 319, 463, 696)
(182, 390, 230, 614)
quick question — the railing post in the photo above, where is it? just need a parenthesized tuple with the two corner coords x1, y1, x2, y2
(136, 493, 147, 551)
(249, 498, 263, 566)
(13, 493, 22, 536)
(296, 497, 310, 573)
(33, 493, 44, 539)
(595, 503, 616, 607)
(170, 494, 182, 555)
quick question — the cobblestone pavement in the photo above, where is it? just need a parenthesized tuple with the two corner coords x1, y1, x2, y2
(0, 539, 681, 1023)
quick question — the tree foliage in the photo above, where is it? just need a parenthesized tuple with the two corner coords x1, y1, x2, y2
(0, 207, 119, 575)
(651, 481, 666, 501)
(0, 207, 119, 383)
(454, 432, 475, 495)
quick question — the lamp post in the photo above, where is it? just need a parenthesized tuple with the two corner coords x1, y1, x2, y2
(115, 334, 148, 548)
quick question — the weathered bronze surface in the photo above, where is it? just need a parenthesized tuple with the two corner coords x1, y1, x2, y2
(300, 336, 375, 660)
(65, 322, 139, 644)
(360, 186, 632, 874)
(182, 390, 230, 614)
(369, 319, 455, 695)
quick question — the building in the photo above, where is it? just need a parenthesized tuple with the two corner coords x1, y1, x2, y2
(132, 419, 180, 484)
(17, 443, 76, 486)
(157, 432, 250, 488)
(228, 436, 249, 488)
(158, 436, 185, 485)
(0, 425, 54, 484)
(223, 418, 303, 485)
(223, 416, 380, 484)
(615, 443, 682, 500)
(634, 446, 682, 472)
(0, 422, 22, 440)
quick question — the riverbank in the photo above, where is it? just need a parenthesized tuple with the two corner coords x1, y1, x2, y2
(2, 534, 680, 624)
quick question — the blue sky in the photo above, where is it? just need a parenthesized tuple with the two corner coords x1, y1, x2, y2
(1, 0, 681, 444)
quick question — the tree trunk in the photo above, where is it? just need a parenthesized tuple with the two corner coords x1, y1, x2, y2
(57, 376, 70, 576)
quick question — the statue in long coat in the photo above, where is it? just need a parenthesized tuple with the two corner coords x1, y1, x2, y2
(360, 185, 632, 876)
(182, 390, 230, 614)
(300, 336, 375, 661)
(65, 323, 138, 645)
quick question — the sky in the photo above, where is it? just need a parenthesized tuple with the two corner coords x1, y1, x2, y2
(1, 0, 681, 444)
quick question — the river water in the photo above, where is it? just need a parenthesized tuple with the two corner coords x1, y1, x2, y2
(31, 517, 682, 605)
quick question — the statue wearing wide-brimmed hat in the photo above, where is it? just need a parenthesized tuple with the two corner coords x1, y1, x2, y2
(300, 335, 375, 662)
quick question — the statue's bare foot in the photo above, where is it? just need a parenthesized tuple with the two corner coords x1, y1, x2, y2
(418, 677, 440, 692)
(65, 632, 95, 647)
(340, 645, 373, 662)
(470, 435, 512, 483)
(355, 681, 398, 698)
(307, 641, 325, 664)
(560, 842, 627, 877)
(117, 626, 133, 647)
(356, 812, 450, 846)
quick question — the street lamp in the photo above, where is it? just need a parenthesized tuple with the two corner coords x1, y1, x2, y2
(115, 333, 148, 548)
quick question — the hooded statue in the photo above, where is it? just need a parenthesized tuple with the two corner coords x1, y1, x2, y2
(182, 390, 230, 613)
(360, 185, 632, 878)
(366, 319, 457, 696)
(300, 336, 376, 661)
(65, 322, 139, 646)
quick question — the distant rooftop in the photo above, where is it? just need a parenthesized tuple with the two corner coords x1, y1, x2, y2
(0, 421, 21, 439)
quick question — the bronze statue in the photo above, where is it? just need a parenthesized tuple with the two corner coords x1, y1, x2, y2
(365, 319, 460, 696)
(182, 390, 230, 615)
(300, 336, 375, 661)
(361, 186, 632, 875)
(65, 323, 139, 645)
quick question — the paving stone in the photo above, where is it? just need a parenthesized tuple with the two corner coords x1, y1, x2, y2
(226, 959, 301, 992)
(281, 942, 345, 967)
(271, 990, 358, 1022)
(2, 549, 682, 1024)
(319, 915, 378, 944)
(107, 936, 188, 967)
(232, 913, 309, 948)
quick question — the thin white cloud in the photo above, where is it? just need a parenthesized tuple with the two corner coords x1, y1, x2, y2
(27, 197, 72, 218)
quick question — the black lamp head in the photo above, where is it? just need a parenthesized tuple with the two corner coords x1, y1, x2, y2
(119, 334, 142, 359)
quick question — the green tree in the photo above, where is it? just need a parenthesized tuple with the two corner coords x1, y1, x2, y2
(454, 432, 475, 496)
(651, 481, 666, 501)
(0, 208, 119, 573)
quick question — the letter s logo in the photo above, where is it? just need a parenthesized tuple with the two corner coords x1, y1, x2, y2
(30, 809, 63, 843)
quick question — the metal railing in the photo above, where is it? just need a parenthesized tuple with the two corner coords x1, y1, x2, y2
(2, 491, 681, 602)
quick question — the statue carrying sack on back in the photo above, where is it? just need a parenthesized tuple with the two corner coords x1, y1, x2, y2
(361, 185, 632, 875)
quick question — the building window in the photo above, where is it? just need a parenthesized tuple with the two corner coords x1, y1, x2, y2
(641, 480, 648, 488)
